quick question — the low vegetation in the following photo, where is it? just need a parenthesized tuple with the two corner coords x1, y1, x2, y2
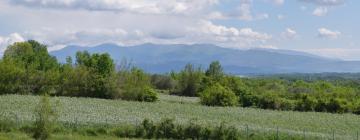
(1, 94, 360, 139)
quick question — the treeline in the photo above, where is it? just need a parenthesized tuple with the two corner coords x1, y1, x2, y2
(1, 41, 360, 114)
(0, 40, 157, 102)
(154, 62, 360, 114)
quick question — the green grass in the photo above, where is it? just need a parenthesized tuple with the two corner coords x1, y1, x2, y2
(1, 94, 360, 139)
(0, 132, 140, 140)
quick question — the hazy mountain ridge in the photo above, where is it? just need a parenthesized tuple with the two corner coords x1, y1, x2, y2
(50, 43, 360, 74)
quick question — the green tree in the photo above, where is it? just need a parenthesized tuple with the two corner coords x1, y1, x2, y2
(2, 41, 60, 95)
(171, 63, 204, 97)
(0, 60, 26, 94)
(117, 67, 158, 102)
(3, 40, 59, 71)
(205, 61, 224, 82)
(75, 51, 115, 77)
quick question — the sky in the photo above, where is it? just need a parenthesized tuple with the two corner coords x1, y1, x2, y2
(0, 0, 359, 60)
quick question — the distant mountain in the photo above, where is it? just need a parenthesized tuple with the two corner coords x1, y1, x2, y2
(50, 43, 360, 74)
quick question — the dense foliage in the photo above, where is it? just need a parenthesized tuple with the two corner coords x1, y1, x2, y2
(0, 41, 157, 102)
(170, 64, 204, 97)
(200, 83, 238, 106)
(168, 61, 360, 114)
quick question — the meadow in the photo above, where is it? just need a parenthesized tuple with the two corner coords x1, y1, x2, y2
(1, 94, 360, 139)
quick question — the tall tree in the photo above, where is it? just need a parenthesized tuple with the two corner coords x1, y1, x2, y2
(172, 63, 203, 97)
(205, 61, 224, 82)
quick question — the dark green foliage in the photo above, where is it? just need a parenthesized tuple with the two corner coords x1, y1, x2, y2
(150, 74, 176, 90)
(0, 118, 15, 133)
(200, 83, 238, 106)
(171, 63, 204, 97)
(140, 119, 157, 138)
(156, 119, 177, 139)
(137, 119, 242, 139)
(206, 61, 224, 82)
(0, 60, 26, 94)
(0, 40, 61, 95)
(33, 95, 57, 140)
(212, 123, 240, 140)
(0, 41, 158, 102)
(3, 40, 59, 71)
(75, 51, 114, 77)
(165, 61, 360, 113)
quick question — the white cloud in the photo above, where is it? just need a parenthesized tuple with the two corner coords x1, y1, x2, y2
(299, 0, 344, 16)
(8, 0, 218, 16)
(281, 28, 297, 39)
(0, 0, 273, 51)
(207, 1, 269, 21)
(15, 20, 271, 51)
(196, 20, 271, 41)
(189, 20, 271, 48)
(313, 7, 328, 16)
(0, 33, 26, 53)
(318, 28, 341, 39)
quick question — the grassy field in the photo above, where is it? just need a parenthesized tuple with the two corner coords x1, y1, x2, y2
(1, 94, 360, 139)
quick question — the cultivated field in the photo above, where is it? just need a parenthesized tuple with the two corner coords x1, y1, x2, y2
(1, 94, 360, 139)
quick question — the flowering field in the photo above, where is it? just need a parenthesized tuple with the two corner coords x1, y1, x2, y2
(1, 94, 360, 139)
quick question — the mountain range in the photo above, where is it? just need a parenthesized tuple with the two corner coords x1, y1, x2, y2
(50, 43, 360, 74)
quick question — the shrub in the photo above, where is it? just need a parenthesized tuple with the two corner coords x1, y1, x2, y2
(139, 87, 158, 102)
(150, 74, 176, 90)
(140, 119, 157, 138)
(208, 123, 241, 140)
(200, 83, 238, 106)
(117, 67, 158, 102)
(33, 95, 57, 140)
(184, 120, 203, 139)
(156, 119, 177, 139)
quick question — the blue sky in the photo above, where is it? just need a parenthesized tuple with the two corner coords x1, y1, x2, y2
(0, 0, 359, 60)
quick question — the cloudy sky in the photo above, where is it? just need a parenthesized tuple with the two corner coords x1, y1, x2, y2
(0, 0, 359, 60)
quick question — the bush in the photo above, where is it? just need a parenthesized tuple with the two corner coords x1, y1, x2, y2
(117, 68, 158, 102)
(150, 74, 176, 90)
(200, 83, 238, 106)
(140, 119, 157, 138)
(33, 95, 57, 140)
(156, 119, 178, 139)
(139, 87, 158, 102)
(121, 86, 158, 102)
